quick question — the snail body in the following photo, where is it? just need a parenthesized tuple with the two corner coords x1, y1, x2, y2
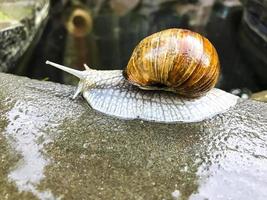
(46, 28, 238, 123)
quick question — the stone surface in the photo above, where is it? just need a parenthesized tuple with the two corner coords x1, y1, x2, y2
(0, 72, 266, 200)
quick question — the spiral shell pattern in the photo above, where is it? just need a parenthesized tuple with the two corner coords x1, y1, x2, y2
(124, 28, 220, 98)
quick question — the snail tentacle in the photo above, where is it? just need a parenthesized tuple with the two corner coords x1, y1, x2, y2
(46, 60, 90, 98)
(45, 61, 87, 80)
(83, 64, 91, 71)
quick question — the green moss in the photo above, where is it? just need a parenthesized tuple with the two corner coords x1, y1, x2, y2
(0, 12, 11, 21)
(0, 6, 33, 21)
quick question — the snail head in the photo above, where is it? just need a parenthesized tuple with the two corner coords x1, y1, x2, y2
(45, 60, 91, 99)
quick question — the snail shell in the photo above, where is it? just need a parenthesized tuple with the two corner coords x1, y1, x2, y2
(45, 61, 238, 123)
(124, 28, 220, 98)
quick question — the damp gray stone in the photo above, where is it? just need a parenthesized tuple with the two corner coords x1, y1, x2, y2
(0, 72, 266, 200)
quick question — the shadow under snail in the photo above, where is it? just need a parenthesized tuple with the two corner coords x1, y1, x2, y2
(46, 28, 238, 123)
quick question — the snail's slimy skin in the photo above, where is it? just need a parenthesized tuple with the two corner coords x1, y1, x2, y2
(83, 76, 238, 123)
(46, 61, 238, 123)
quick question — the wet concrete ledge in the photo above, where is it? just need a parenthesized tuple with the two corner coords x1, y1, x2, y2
(0, 72, 267, 200)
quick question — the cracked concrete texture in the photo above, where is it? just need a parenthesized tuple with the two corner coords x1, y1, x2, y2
(0, 72, 266, 200)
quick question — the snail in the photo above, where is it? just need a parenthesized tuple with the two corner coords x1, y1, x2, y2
(46, 28, 238, 123)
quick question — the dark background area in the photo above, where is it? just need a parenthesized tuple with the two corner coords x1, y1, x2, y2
(8, 0, 267, 96)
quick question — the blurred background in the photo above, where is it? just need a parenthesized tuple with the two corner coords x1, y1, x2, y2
(0, 0, 266, 98)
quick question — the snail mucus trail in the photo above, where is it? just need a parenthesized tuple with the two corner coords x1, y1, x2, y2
(46, 28, 238, 123)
